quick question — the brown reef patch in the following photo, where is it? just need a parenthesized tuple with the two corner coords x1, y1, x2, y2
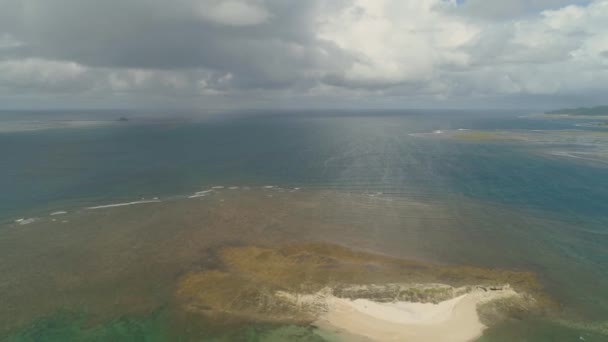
(176, 242, 554, 325)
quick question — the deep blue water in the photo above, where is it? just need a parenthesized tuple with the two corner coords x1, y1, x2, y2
(0, 109, 606, 221)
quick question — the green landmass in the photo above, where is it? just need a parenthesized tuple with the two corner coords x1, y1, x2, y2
(546, 106, 608, 116)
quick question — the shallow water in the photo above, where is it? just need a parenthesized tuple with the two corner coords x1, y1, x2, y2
(1, 109, 607, 341)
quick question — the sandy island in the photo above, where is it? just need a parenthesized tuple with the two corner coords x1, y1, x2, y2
(175, 243, 543, 341)
(278, 285, 519, 342)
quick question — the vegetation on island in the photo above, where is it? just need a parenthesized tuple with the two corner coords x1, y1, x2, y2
(546, 106, 608, 116)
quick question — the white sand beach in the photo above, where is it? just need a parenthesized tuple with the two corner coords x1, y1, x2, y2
(278, 286, 518, 342)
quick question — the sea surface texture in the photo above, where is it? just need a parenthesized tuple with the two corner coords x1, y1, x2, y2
(1, 109, 607, 341)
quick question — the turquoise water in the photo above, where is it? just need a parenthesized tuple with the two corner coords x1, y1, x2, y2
(1, 109, 608, 340)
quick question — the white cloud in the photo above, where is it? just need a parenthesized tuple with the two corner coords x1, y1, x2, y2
(197, 0, 270, 26)
(318, 0, 478, 86)
(0, 33, 23, 49)
(105, 68, 219, 94)
(455, 0, 608, 98)
(0, 59, 225, 97)
(0, 59, 86, 90)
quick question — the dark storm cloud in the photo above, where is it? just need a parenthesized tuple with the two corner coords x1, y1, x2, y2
(0, 0, 354, 88)
(0, 0, 607, 108)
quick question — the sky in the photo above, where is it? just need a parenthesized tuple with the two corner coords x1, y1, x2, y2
(0, 0, 607, 110)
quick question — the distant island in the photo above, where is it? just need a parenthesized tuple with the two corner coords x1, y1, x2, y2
(573, 121, 608, 128)
(546, 106, 608, 116)
(117, 117, 129, 122)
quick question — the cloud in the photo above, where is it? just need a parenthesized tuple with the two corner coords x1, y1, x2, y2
(453, 0, 593, 20)
(197, 0, 270, 26)
(0, 0, 607, 108)
(317, 0, 478, 88)
(0, 58, 87, 92)
(0, 33, 23, 50)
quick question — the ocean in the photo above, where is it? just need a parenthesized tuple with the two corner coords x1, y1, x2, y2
(1, 109, 607, 341)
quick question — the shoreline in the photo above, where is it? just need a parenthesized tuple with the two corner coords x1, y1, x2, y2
(278, 285, 519, 342)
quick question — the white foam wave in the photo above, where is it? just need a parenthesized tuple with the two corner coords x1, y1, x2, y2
(15, 218, 39, 225)
(86, 199, 161, 210)
(188, 189, 215, 198)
